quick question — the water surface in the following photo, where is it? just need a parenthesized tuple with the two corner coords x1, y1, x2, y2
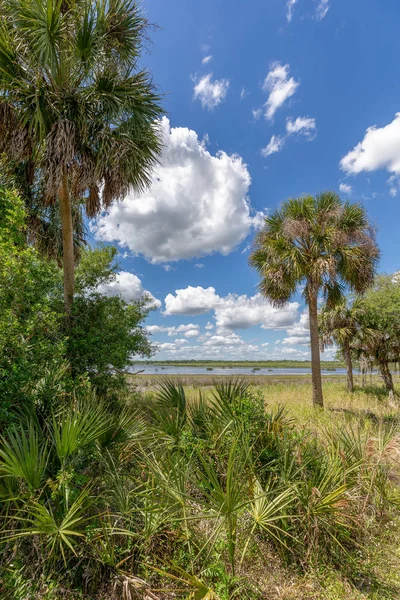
(131, 365, 351, 376)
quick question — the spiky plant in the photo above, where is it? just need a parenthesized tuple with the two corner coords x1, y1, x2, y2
(0, 0, 163, 316)
(249, 193, 379, 407)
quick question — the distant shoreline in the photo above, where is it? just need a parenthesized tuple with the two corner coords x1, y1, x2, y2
(133, 359, 344, 369)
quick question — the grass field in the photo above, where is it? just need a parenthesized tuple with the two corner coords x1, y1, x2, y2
(135, 372, 400, 431)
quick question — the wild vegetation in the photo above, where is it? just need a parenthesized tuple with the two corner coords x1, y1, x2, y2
(1, 1, 400, 599)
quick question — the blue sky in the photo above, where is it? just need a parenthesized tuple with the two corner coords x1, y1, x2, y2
(93, 0, 400, 361)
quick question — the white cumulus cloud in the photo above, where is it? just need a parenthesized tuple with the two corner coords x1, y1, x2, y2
(97, 271, 161, 308)
(163, 285, 299, 331)
(202, 55, 213, 64)
(282, 312, 310, 346)
(340, 113, 400, 177)
(262, 62, 300, 120)
(193, 73, 229, 110)
(94, 118, 262, 263)
(164, 286, 218, 316)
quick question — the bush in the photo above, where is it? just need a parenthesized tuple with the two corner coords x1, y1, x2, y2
(0, 187, 155, 423)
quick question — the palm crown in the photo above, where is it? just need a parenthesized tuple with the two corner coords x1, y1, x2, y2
(0, 0, 163, 214)
(250, 192, 379, 307)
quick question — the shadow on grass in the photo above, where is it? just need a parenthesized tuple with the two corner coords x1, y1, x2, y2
(352, 571, 400, 599)
(329, 406, 400, 426)
(354, 384, 393, 400)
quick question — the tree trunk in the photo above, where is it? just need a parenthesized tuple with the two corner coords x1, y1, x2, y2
(58, 169, 74, 318)
(379, 360, 395, 395)
(343, 342, 354, 393)
(308, 289, 324, 408)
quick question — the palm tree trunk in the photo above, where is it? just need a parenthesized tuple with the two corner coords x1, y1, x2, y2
(308, 289, 324, 408)
(379, 360, 395, 395)
(343, 342, 354, 393)
(58, 169, 74, 318)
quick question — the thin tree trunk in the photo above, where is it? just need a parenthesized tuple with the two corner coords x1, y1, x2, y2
(344, 342, 354, 393)
(308, 289, 324, 408)
(58, 169, 74, 319)
(379, 360, 395, 396)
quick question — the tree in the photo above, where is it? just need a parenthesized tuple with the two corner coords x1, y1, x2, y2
(357, 276, 400, 396)
(319, 298, 371, 393)
(249, 192, 379, 408)
(68, 245, 155, 398)
(0, 0, 163, 317)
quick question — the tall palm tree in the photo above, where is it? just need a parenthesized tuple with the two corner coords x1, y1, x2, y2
(249, 193, 379, 408)
(0, 0, 163, 316)
(319, 298, 370, 393)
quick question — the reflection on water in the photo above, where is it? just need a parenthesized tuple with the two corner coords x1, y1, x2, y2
(131, 365, 352, 376)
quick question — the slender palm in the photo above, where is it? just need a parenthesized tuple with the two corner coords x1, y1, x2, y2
(249, 193, 379, 407)
(319, 298, 369, 392)
(0, 0, 163, 316)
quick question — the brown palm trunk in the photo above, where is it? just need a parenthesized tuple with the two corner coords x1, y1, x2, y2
(379, 360, 395, 395)
(58, 169, 74, 318)
(343, 342, 354, 393)
(308, 289, 324, 408)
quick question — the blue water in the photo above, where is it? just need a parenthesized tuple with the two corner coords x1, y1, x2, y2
(131, 365, 351, 376)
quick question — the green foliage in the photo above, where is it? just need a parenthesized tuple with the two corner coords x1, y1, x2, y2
(0, 188, 66, 424)
(0, 380, 399, 598)
(0, 187, 155, 423)
(0, 423, 48, 492)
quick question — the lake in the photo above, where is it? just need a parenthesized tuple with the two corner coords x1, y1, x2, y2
(131, 365, 352, 376)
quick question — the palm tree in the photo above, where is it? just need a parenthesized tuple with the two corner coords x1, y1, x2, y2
(0, 0, 163, 316)
(249, 193, 379, 408)
(319, 298, 370, 393)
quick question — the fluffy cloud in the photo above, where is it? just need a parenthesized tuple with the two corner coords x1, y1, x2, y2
(164, 286, 218, 316)
(205, 321, 214, 330)
(286, 116, 316, 139)
(184, 328, 200, 338)
(339, 183, 352, 195)
(97, 271, 161, 308)
(202, 55, 213, 65)
(315, 0, 330, 21)
(94, 118, 262, 263)
(261, 134, 286, 157)
(193, 73, 229, 109)
(282, 312, 310, 346)
(215, 295, 299, 330)
(147, 323, 200, 337)
(164, 285, 299, 330)
(262, 63, 299, 120)
(286, 0, 298, 22)
(340, 113, 400, 176)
